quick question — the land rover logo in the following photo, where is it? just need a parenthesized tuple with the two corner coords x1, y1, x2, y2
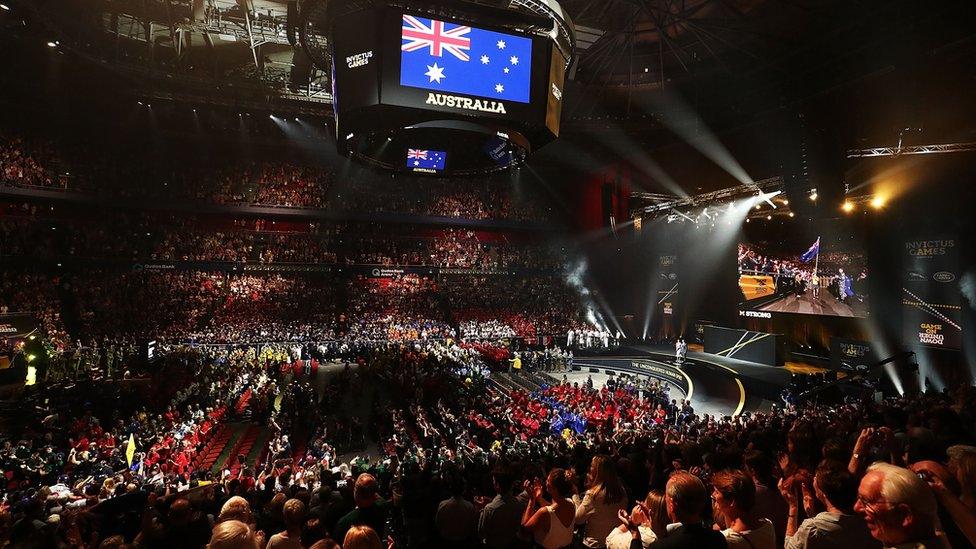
(933, 271, 955, 283)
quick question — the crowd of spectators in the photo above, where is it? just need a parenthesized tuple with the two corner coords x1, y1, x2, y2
(0, 134, 553, 221)
(2, 295, 976, 548)
(1, 209, 569, 269)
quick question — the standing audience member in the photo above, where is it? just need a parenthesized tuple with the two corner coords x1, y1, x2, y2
(522, 468, 577, 549)
(711, 469, 775, 549)
(575, 455, 629, 548)
(646, 472, 726, 549)
(478, 468, 523, 548)
(855, 462, 948, 548)
(785, 460, 879, 548)
(266, 498, 305, 549)
(435, 473, 478, 545)
(335, 474, 389, 542)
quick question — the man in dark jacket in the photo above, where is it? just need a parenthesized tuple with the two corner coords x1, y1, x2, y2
(629, 472, 726, 549)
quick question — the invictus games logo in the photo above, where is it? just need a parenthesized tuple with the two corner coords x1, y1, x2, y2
(906, 239, 955, 257)
(660, 255, 676, 267)
(841, 343, 867, 358)
(426, 93, 507, 114)
(346, 51, 373, 69)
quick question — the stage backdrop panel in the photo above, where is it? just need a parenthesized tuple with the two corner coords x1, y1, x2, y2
(704, 325, 782, 366)
(902, 237, 962, 350)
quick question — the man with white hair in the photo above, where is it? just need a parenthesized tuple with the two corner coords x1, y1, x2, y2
(854, 462, 948, 548)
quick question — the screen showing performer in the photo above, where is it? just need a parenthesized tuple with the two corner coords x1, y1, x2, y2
(737, 231, 869, 318)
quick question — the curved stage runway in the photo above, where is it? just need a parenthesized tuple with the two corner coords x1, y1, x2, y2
(573, 346, 795, 417)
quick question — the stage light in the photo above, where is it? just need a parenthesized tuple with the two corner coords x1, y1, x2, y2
(766, 215, 772, 220)
(137, 101, 144, 106)
(27, 354, 36, 362)
(46, 41, 58, 48)
(0, 4, 10, 10)
(871, 196, 886, 209)
(754, 204, 761, 210)
(745, 218, 750, 223)
(782, 199, 789, 205)
(809, 190, 818, 201)
(842, 201, 854, 213)
(788, 212, 795, 217)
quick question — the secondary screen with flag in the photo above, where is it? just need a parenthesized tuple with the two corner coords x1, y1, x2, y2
(400, 15, 533, 103)
(406, 149, 447, 172)
(737, 226, 869, 318)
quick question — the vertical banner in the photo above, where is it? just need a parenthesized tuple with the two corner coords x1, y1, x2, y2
(902, 237, 962, 349)
(657, 255, 678, 338)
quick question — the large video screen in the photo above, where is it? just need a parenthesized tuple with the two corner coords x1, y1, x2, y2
(400, 15, 532, 104)
(738, 231, 869, 318)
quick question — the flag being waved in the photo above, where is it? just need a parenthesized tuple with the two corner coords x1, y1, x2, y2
(800, 237, 821, 263)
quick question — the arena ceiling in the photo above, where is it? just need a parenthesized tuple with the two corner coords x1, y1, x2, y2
(4, 0, 976, 197)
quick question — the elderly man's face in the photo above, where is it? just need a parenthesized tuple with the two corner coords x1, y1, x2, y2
(855, 471, 911, 544)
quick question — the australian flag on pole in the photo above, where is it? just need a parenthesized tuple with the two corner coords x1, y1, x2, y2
(400, 15, 533, 103)
(406, 149, 446, 171)
(800, 237, 821, 263)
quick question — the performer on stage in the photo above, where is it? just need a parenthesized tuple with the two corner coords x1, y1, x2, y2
(675, 337, 687, 364)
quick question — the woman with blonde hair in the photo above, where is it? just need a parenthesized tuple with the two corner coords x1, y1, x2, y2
(207, 520, 261, 549)
(575, 455, 628, 548)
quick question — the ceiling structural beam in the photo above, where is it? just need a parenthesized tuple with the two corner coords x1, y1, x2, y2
(633, 176, 783, 215)
(846, 142, 976, 158)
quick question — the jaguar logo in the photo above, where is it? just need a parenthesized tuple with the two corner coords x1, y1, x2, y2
(933, 271, 955, 283)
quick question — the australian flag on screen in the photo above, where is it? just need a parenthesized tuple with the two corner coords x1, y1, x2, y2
(800, 237, 821, 263)
(407, 149, 446, 171)
(400, 14, 532, 104)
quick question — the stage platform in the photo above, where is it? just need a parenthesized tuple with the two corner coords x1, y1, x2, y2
(574, 345, 808, 417)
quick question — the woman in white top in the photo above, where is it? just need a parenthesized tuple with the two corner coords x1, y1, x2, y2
(712, 469, 777, 549)
(522, 468, 577, 549)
